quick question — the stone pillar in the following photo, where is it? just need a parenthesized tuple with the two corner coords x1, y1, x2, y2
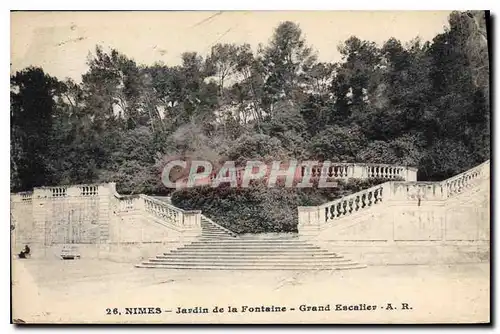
(179, 210, 202, 245)
(381, 182, 395, 202)
(351, 164, 366, 179)
(182, 210, 202, 229)
(406, 167, 418, 181)
(135, 196, 146, 212)
(97, 184, 112, 244)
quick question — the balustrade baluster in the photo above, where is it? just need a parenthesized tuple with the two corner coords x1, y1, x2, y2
(335, 202, 341, 216)
(332, 203, 338, 218)
(367, 192, 373, 206)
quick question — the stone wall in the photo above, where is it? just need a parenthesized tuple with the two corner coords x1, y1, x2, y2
(299, 161, 490, 265)
(11, 182, 202, 262)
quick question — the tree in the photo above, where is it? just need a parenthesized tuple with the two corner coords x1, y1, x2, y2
(205, 43, 241, 96)
(335, 36, 382, 112)
(309, 125, 366, 162)
(231, 44, 267, 127)
(224, 133, 287, 166)
(11, 67, 62, 190)
(10, 13, 490, 193)
(260, 21, 317, 110)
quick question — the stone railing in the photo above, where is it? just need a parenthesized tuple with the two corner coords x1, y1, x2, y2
(298, 183, 388, 231)
(390, 182, 446, 201)
(141, 195, 201, 229)
(114, 194, 139, 212)
(298, 160, 489, 232)
(13, 184, 106, 199)
(112, 188, 201, 230)
(10, 191, 33, 203)
(301, 163, 417, 181)
(390, 160, 490, 202)
(443, 160, 489, 199)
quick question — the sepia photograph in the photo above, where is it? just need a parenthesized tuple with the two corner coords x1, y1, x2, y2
(10, 10, 490, 324)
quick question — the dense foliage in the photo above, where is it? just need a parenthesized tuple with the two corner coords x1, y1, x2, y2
(11, 11, 489, 194)
(171, 178, 399, 233)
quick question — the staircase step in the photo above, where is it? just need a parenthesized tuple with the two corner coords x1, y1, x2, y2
(168, 248, 329, 256)
(136, 263, 366, 270)
(183, 244, 321, 249)
(169, 246, 329, 252)
(190, 241, 313, 246)
(136, 218, 365, 270)
(200, 236, 238, 240)
(147, 258, 351, 264)
(182, 242, 321, 248)
(201, 232, 236, 236)
(155, 253, 342, 259)
(198, 237, 237, 240)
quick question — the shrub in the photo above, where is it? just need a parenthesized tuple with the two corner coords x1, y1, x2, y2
(171, 177, 399, 234)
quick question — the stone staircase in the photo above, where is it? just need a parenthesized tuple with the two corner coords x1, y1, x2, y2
(136, 217, 365, 270)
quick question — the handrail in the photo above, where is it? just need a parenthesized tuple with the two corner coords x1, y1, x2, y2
(301, 182, 386, 225)
(139, 194, 190, 214)
(441, 160, 489, 199)
(201, 215, 238, 237)
(442, 160, 490, 184)
(300, 160, 490, 228)
(317, 182, 386, 211)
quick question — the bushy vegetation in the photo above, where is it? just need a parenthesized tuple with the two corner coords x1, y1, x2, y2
(171, 178, 401, 233)
(11, 11, 489, 198)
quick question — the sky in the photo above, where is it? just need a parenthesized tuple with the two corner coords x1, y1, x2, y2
(11, 11, 452, 82)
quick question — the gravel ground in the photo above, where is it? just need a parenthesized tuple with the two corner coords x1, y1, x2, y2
(11, 258, 490, 324)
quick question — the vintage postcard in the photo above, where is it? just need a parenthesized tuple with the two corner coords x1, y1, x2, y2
(10, 10, 490, 324)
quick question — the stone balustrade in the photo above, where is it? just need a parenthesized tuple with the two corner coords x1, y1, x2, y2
(443, 160, 489, 199)
(112, 191, 202, 230)
(301, 163, 417, 181)
(299, 183, 387, 230)
(390, 182, 446, 201)
(11, 191, 33, 203)
(115, 196, 138, 212)
(298, 160, 489, 232)
(142, 195, 201, 229)
(14, 184, 106, 199)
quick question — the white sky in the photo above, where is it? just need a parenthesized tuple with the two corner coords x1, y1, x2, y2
(11, 11, 452, 81)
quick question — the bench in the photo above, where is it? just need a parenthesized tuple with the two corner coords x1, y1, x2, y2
(60, 245, 81, 260)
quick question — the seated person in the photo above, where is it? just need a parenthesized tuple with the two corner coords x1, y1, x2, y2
(18, 245, 30, 259)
